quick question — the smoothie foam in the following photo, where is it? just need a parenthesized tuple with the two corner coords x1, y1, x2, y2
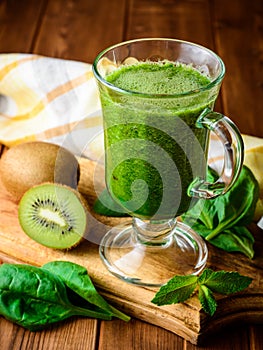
(106, 62, 211, 95)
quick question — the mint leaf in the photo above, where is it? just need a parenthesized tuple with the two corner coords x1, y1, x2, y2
(197, 267, 214, 284)
(151, 275, 198, 306)
(151, 268, 253, 316)
(198, 285, 217, 316)
(198, 269, 252, 294)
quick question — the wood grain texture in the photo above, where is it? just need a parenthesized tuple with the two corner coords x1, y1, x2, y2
(212, 0, 263, 137)
(98, 319, 185, 350)
(0, 315, 98, 350)
(0, 157, 262, 345)
(32, 0, 127, 62)
(0, 0, 47, 53)
(125, 0, 214, 47)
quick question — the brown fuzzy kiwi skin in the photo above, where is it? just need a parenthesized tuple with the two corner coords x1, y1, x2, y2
(18, 182, 90, 250)
(0, 141, 80, 202)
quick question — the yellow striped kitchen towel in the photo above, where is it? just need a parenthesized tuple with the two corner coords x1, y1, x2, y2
(0, 53, 102, 158)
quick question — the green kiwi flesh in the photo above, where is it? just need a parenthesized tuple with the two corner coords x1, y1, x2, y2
(18, 183, 87, 249)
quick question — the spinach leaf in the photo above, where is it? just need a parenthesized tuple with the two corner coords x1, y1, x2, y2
(207, 226, 255, 259)
(93, 188, 129, 217)
(42, 261, 130, 322)
(0, 264, 111, 331)
(182, 165, 259, 258)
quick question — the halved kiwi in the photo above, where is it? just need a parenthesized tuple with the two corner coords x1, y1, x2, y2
(18, 183, 88, 250)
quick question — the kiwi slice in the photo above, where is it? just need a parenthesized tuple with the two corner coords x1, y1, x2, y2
(18, 183, 88, 250)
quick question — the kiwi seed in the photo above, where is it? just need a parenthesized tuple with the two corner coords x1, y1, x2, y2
(0, 141, 80, 202)
(18, 183, 88, 250)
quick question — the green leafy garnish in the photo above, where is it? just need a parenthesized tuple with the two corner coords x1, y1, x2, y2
(151, 268, 252, 316)
(0, 262, 130, 331)
(151, 275, 198, 305)
(182, 165, 259, 258)
(198, 285, 217, 316)
(93, 188, 129, 217)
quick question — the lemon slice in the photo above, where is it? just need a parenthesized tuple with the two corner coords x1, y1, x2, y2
(242, 134, 263, 150)
(244, 146, 263, 197)
(242, 136, 263, 221)
(255, 199, 263, 222)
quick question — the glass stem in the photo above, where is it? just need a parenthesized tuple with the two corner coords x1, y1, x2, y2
(132, 217, 177, 246)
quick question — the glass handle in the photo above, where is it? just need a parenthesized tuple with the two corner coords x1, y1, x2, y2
(188, 108, 244, 199)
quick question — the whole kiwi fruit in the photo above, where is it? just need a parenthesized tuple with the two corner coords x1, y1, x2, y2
(18, 182, 88, 250)
(0, 141, 79, 202)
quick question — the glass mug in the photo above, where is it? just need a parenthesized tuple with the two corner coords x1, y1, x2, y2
(93, 38, 244, 286)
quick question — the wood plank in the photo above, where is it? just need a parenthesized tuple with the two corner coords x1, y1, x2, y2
(0, 156, 262, 345)
(0, 316, 98, 350)
(212, 0, 263, 137)
(125, 0, 214, 46)
(0, 0, 46, 53)
(98, 319, 184, 350)
(249, 325, 263, 350)
(33, 0, 127, 62)
(186, 324, 250, 350)
(0, 318, 27, 350)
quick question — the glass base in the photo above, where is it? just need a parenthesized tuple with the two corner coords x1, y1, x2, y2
(99, 220, 208, 287)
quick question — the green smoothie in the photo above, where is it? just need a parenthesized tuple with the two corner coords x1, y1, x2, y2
(100, 61, 216, 219)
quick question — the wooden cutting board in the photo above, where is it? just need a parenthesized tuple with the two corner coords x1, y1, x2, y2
(0, 156, 262, 345)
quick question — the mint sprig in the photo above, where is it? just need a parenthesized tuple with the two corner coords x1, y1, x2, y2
(151, 268, 252, 316)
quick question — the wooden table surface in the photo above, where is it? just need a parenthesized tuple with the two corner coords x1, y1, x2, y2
(0, 0, 262, 349)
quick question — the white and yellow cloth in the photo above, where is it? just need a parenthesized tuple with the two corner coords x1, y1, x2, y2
(0, 54, 103, 159)
(0, 54, 262, 225)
